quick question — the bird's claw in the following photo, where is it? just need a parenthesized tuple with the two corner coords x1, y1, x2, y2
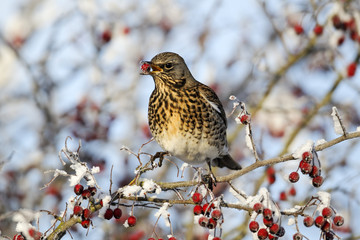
(150, 151, 168, 167)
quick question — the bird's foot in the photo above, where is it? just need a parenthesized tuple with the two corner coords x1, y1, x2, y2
(201, 173, 216, 191)
(150, 151, 169, 167)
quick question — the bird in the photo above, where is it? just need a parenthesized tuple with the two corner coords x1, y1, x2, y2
(140, 52, 241, 172)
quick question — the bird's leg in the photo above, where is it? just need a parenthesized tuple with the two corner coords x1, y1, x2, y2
(205, 160, 217, 189)
(150, 151, 169, 167)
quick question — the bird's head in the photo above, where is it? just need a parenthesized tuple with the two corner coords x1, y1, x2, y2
(140, 52, 195, 89)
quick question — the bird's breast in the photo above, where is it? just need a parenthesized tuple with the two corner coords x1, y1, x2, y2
(148, 89, 227, 164)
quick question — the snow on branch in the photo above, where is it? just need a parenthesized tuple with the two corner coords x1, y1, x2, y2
(331, 106, 347, 136)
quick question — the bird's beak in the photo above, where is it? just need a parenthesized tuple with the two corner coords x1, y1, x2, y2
(140, 61, 163, 75)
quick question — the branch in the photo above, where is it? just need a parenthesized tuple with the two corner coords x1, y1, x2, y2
(157, 131, 360, 189)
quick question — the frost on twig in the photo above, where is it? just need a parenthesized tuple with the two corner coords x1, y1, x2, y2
(52, 137, 100, 188)
(154, 202, 171, 227)
(331, 106, 347, 136)
(229, 96, 259, 161)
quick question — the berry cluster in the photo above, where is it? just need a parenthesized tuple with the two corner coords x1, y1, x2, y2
(288, 151, 324, 187)
(298, 207, 344, 240)
(330, 14, 359, 77)
(68, 98, 116, 142)
(74, 184, 138, 228)
(266, 166, 276, 185)
(279, 186, 296, 201)
(192, 192, 223, 240)
(249, 203, 285, 239)
(293, 15, 358, 77)
(73, 184, 99, 228)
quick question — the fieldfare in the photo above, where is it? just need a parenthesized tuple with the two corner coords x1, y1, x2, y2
(141, 52, 241, 171)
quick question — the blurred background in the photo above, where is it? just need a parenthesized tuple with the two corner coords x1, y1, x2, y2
(0, 0, 359, 239)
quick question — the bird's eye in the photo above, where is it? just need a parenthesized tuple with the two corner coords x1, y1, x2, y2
(165, 63, 173, 69)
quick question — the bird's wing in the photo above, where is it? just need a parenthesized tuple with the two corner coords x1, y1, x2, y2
(198, 84, 227, 127)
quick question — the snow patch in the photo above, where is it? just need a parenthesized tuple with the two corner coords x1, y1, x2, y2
(142, 179, 161, 195)
(288, 217, 295, 225)
(316, 191, 331, 213)
(154, 203, 171, 227)
(292, 140, 314, 159)
(316, 139, 327, 145)
(331, 106, 343, 135)
(98, 195, 112, 218)
(245, 125, 254, 153)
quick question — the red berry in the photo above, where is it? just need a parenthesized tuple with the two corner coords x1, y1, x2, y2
(211, 209, 222, 220)
(263, 208, 273, 220)
(309, 166, 319, 178)
(83, 208, 91, 219)
(266, 166, 275, 175)
(313, 24, 323, 35)
(268, 175, 276, 184)
(123, 27, 130, 35)
(293, 233, 303, 240)
(28, 229, 41, 240)
(288, 186, 296, 196)
(322, 221, 331, 232)
(249, 220, 259, 232)
(104, 208, 113, 220)
(13, 234, 25, 240)
(101, 29, 112, 43)
(315, 215, 325, 228)
(81, 219, 91, 228)
(294, 24, 304, 35)
(213, 238, 221, 240)
(263, 217, 273, 227)
(312, 176, 324, 187)
(303, 216, 314, 227)
(73, 205, 83, 216)
(289, 172, 300, 183)
(148, 238, 155, 240)
(346, 18, 356, 31)
(332, 15, 344, 29)
(168, 237, 176, 240)
(192, 192, 203, 204)
(333, 215, 344, 226)
(127, 216, 137, 227)
(81, 189, 91, 199)
(253, 203, 263, 213)
(141, 63, 150, 73)
(198, 216, 209, 227)
(347, 63, 357, 77)
(113, 208, 122, 219)
(276, 226, 285, 237)
(325, 232, 335, 240)
(240, 114, 250, 124)
(257, 228, 268, 240)
(322, 207, 333, 218)
(269, 223, 280, 235)
(337, 35, 345, 46)
(268, 234, 278, 240)
(193, 205, 203, 215)
(302, 151, 313, 162)
(350, 31, 359, 41)
(74, 184, 84, 195)
(88, 186, 97, 196)
(279, 191, 287, 201)
(207, 218, 217, 229)
(202, 203, 214, 215)
(299, 161, 312, 174)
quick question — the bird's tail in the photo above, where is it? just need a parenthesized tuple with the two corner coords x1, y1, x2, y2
(212, 154, 242, 170)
